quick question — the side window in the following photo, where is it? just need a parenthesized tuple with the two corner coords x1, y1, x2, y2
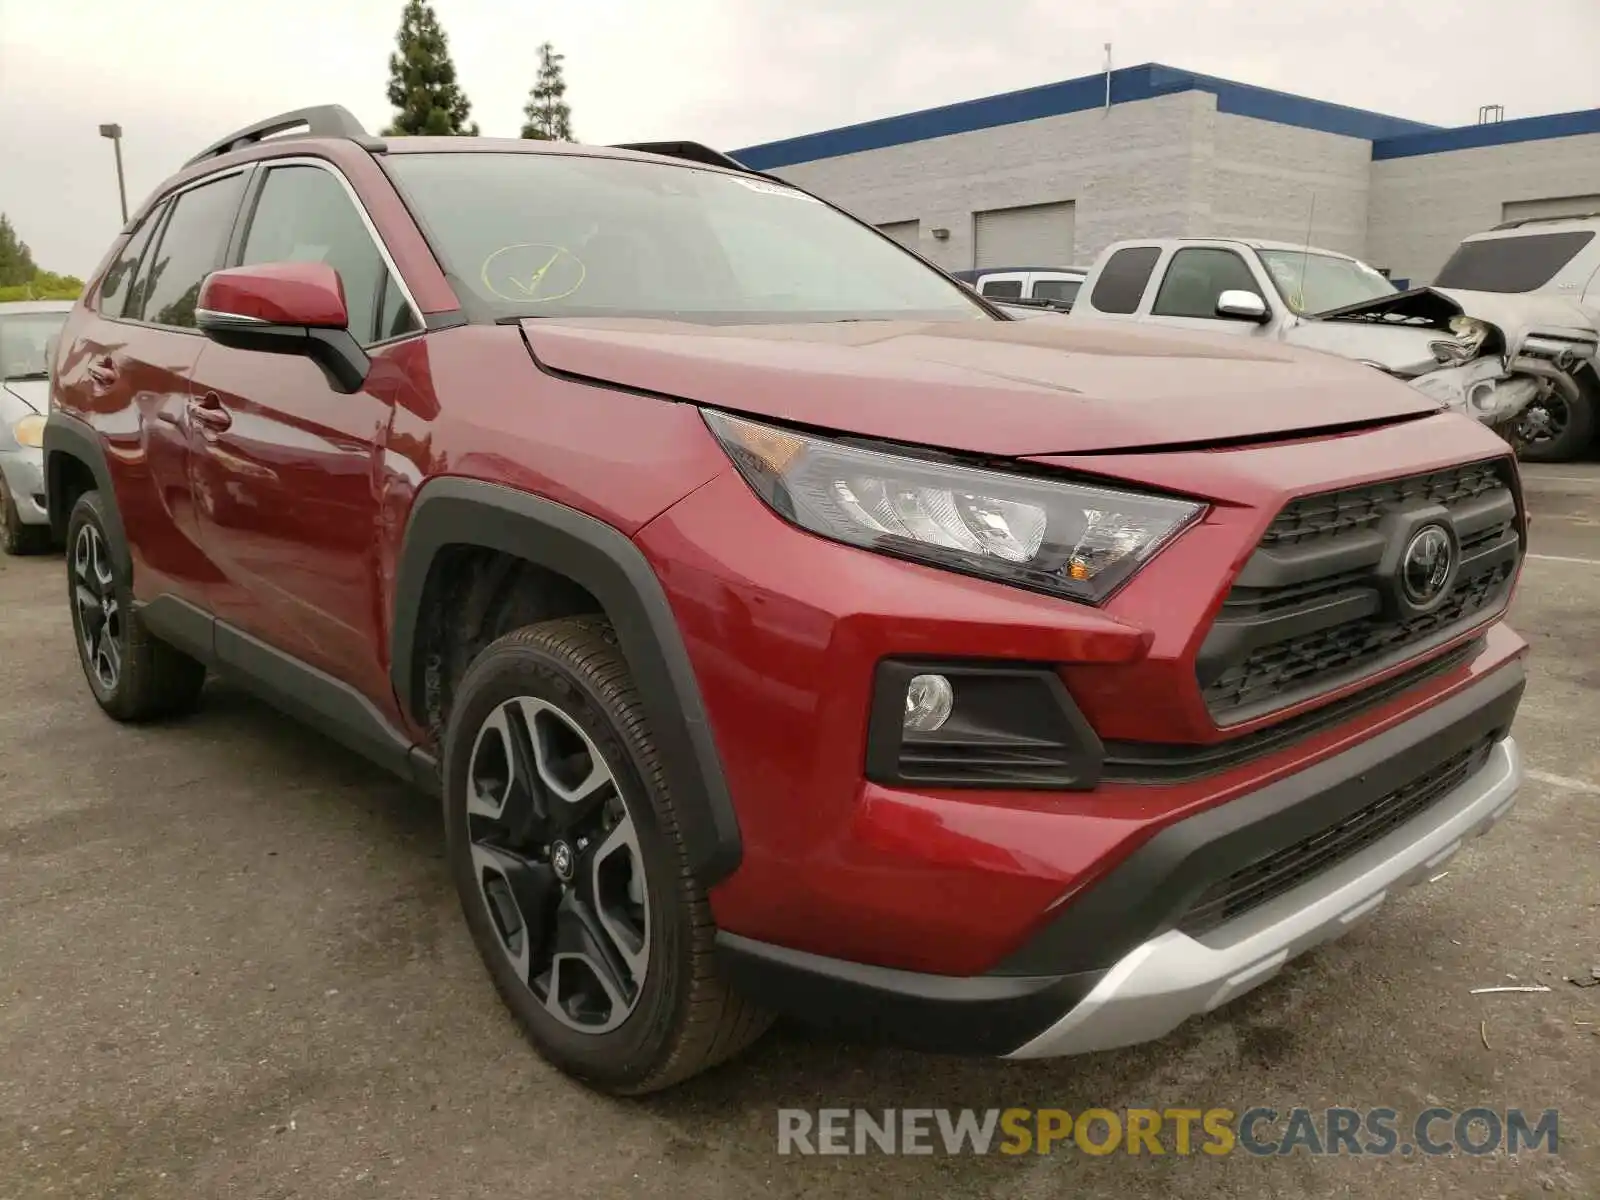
(240, 165, 416, 345)
(1032, 277, 1081, 304)
(978, 277, 1023, 299)
(1152, 248, 1262, 319)
(376, 271, 422, 341)
(1089, 247, 1161, 314)
(132, 173, 247, 328)
(96, 201, 167, 318)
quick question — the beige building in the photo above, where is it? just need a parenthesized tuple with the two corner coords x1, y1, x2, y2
(733, 63, 1600, 289)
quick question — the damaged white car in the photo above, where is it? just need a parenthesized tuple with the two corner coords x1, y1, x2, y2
(1061, 237, 1599, 443)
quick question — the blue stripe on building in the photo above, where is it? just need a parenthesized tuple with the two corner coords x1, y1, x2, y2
(731, 61, 1599, 171)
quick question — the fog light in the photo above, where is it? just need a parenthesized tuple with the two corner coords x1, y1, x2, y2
(904, 673, 953, 732)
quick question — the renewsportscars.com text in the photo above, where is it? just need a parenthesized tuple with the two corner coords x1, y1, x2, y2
(776, 1106, 1560, 1157)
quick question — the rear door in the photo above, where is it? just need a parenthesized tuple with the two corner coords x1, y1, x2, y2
(54, 170, 249, 602)
(185, 158, 423, 700)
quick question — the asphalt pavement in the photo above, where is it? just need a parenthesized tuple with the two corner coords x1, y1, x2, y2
(1, 464, 1595, 1199)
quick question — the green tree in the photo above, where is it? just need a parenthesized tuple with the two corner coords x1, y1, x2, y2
(0, 215, 39, 287)
(520, 43, 573, 141)
(382, 0, 479, 136)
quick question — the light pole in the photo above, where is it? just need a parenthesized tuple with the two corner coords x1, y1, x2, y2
(98, 123, 128, 225)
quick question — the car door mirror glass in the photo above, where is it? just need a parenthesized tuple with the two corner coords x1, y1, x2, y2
(1216, 289, 1269, 322)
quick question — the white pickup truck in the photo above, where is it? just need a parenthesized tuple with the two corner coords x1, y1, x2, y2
(1053, 237, 1599, 455)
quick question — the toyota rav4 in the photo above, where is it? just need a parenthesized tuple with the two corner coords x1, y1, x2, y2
(44, 106, 1528, 1095)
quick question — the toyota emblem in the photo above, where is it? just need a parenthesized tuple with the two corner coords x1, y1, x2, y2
(1400, 524, 1454, 606)
(551, 840, 575, 882)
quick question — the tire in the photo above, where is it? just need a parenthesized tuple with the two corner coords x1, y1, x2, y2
(443, 615, 770, 1094)
(66, 490, 207, 721)
(1517, 372, 1597, 463)
(0, 471, 52, 556)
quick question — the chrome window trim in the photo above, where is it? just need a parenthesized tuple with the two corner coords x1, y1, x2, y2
(248, 155, 424, 336)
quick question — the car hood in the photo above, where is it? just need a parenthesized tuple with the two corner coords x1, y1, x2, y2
(1432, 288, 1598, 338)
(520, 318, 1439, 456)
(1317, 286, 1598, 341)
(1, 378, 47, 414)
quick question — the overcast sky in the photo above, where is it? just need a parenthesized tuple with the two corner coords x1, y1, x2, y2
(3, 0, 1597, 277)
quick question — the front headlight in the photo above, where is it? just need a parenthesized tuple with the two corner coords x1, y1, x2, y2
(12, 414, 45, 449)
(704, 410, 1204, 604)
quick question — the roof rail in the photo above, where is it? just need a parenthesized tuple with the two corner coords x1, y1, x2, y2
(609, 141, 755, 173)
(1491, 211, 1600, 230)
(185, 105, 382, 168)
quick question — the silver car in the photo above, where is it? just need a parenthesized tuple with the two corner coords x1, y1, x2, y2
(0, 300, 73, 555)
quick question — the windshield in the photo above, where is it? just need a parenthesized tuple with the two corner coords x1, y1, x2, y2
(384, 152, 990, 324)
(0, 312, 68, 381)
(1258, 250, 1396, 315)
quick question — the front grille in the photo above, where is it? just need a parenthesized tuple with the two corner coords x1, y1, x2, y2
(1199, 459, 1520, 724)
(1178, 735, 1495, 936)
(1259, 460, 1503, 547)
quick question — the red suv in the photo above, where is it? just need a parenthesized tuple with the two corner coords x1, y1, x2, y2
(45, 106, 1527, 1094)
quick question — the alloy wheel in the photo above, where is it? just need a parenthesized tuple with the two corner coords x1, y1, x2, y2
(73, 523, 121, 691)
(466, 696, 650, 1035)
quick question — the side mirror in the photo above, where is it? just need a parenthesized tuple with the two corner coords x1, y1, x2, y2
(1215, 289, 1270, 323)
(196, 262, 369, 393)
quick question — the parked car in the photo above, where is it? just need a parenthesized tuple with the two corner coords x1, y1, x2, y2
(1068, 237, 1598, 448)
(1434, 214, 1600, 460)
(0, 300, 71, 554)
(46, 106, 1528, 1095)
(951, 266, 1088, 311)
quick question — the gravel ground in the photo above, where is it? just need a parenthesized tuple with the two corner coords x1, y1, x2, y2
(1, 464, 1595, 1199)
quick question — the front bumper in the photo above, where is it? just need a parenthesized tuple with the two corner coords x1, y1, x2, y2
(1009, 734, 1520, 1057)
(0, 446, 49, 526)
(716, 660, 1524, 1057)
(1407, 358, 1538, 425)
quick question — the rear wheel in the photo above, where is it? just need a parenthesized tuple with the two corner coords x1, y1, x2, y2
(66, 491, 207, 720)
(0, 472, 52, 556)
(443, 615, 769, 1094)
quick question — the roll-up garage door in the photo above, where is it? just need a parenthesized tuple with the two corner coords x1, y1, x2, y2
(973, 201, 1075, 268)
(1502, 194, 1600, 223)
(876, 220, 921, 249)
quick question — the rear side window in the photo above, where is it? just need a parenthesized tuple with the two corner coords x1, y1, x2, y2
(240, 165, 417, 345)
(1033, 277, 1081, 303)
(979, 278, 1023, 299)
(132, 173, 247, 328)
(1089, 247, 1160, 314)
(1434, 231, 1596, 293)
(1152, 248, 1260, 318)
(96, 202, 167, 318)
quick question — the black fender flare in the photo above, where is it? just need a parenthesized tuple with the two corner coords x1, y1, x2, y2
(42, 411, 132, 580)
(390, 477, 742, 886)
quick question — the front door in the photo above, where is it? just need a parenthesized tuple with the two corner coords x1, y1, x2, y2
(186, 160, 423, 701)
(1147, 246, 1279, 339)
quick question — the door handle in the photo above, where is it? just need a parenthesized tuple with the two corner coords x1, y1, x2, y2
(87, 356, 118, 390)
(187, 391, 233, 433)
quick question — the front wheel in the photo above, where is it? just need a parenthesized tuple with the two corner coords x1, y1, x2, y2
(0, 471, 52, 556)
(1516, 373, 1597, 463)
(442, 615, 770, 1094)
